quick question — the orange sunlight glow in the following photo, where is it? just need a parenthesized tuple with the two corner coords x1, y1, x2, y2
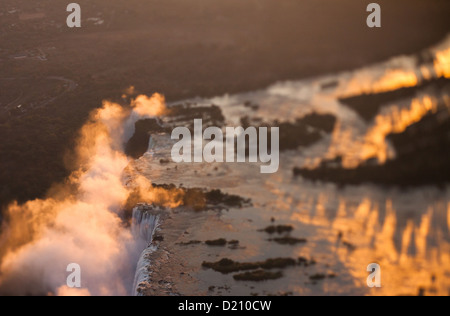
(56, 286, 92, 296)
(289, 192, 450, 295)
(360, 96, 437, 164)
(132, 93, 167, 117)
(372, 70, 418, 93)
(343, 69, 419, 97)
(434, 48, 450, 79)
(0, 93, 181, 296)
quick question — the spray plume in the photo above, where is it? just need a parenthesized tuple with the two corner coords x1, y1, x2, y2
(0, 93, 179, 296)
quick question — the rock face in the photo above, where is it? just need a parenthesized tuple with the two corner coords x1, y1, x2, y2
(294, 105, 450, 186)
(125, 119, 168, 159)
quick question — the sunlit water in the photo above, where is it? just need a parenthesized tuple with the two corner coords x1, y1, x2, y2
(131, 206, 159, 296)
(130, 35, 450, 296)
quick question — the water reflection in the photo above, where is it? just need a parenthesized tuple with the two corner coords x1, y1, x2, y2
(360, 95, 439, 165)
(133, 34, 450, 296)
(434, 47, 450, 78)
(283, 183, 450, 295)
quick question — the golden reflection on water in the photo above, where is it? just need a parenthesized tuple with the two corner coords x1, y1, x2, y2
(342, 41, 449, 99)
(360, 96, 437, 165)
(330, 41, 450, 169)
(435, 48, 450, 79)
(325, 93, 444, 169)
(372, 70, 418, 93)
(343, 69, 419, 97)
(288, 189, 450, 296)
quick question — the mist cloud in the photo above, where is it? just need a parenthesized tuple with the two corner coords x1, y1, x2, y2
(0, 93, 176, 296)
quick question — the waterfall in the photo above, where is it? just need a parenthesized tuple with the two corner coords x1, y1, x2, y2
(131, 206, 159, 244)
(131, 204, 160, 296)
(132, 246, 157, 296)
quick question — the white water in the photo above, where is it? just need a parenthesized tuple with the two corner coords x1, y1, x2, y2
(131, 205, 160, 296)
